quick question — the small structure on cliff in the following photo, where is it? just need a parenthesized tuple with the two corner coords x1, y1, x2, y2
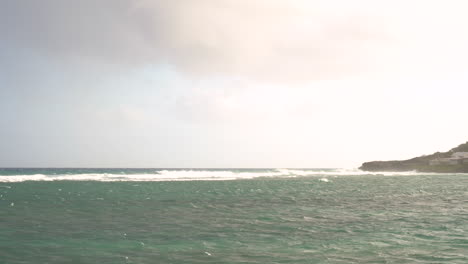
(452, 152, 468, 159)
(429, 152, 468, 166)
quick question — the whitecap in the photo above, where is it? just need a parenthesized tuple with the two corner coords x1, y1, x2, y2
(0, 168, 464, 182)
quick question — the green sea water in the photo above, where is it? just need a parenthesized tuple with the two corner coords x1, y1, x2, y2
(1, 169, 467, 263)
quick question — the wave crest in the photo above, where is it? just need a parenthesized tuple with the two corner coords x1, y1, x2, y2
(0, 169, 461, 182)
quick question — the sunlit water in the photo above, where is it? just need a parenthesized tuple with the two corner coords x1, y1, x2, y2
(1, 169, 467, 263)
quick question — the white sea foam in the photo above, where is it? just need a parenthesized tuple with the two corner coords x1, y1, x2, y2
(0, 169, 464, 182)
(0, 170, 296, 182)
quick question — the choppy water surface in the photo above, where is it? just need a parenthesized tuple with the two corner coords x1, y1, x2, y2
(1, 169, 467, 263)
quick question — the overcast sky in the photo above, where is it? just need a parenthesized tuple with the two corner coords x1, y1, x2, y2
(1, 0, 468, 168)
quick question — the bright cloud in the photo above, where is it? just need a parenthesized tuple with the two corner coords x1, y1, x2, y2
(3, 0, 468, 81)
(1, 1, 468, 167)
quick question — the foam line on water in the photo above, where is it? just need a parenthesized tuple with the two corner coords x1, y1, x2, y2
(0, 169, 464, 182)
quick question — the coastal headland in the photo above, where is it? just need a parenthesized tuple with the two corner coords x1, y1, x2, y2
(360, 141, 468, 173)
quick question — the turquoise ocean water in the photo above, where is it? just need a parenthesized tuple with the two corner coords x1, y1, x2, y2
(1, 168, 467, 263)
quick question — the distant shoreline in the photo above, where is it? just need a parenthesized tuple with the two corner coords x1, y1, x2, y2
(360, 141, 468, 173)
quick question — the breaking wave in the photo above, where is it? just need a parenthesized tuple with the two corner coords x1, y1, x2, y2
(0, 168, 464, 182)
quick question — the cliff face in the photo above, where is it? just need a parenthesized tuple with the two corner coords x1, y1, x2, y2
(359, 141, 468, 173)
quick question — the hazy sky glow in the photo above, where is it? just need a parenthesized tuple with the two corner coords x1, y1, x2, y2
(1, 0, 468, 168)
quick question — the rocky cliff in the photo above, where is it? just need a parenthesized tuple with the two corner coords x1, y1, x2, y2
(359, 141, 468, 173)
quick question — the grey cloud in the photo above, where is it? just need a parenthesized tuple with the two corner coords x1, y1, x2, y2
(1, 0, 155, 64)
(1, 0, 394, 81)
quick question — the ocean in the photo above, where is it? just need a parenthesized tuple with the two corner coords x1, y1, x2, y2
(1, 168, 467, 263)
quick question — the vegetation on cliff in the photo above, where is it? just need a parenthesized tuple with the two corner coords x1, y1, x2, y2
(359, 141, 468, 172)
